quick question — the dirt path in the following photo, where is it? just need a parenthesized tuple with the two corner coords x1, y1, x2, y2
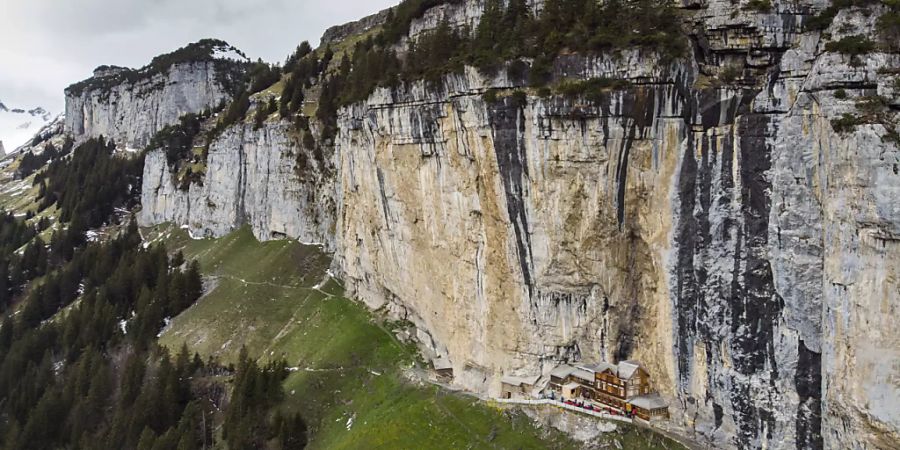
(207, 274, 302, 290)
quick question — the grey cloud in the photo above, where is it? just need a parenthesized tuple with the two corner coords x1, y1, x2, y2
(0, 0, 397, 147)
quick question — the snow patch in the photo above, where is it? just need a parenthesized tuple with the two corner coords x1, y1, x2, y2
(2, 111, 62, 154)
(212, 45, 249, 62)
(156, 317, 172, 337)
(179, 224, 205, 240)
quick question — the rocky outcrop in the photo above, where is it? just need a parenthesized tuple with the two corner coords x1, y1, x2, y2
(64, 41, 247, 149)
(321, 8, 391, 46)
(407, 0, 545, 40)
(135, 1, 899, 449)
(139, 119, 336, 248)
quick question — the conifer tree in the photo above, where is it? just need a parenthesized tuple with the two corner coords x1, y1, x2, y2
(185, 261, 203, 306)
(136, 427, 157, 450)
(121, 352, 146, 407)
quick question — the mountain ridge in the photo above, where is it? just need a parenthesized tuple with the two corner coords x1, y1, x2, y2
(0, 100, 55, 155)
(4, 0, 900, 448)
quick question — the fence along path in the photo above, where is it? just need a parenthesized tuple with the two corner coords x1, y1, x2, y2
(492, 398, 634, 424)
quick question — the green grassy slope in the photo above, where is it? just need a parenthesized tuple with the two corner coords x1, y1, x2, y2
(149, 224, 683, 450)
(0, 156, 63, 245)
(0, 161, 41, 215)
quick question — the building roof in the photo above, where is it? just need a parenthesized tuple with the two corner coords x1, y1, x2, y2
(501, 374, 541, 387)
(501, 375, 522, 386)
(433, 357, 452, 371)
(554, 360, 648, 382)
(562, 382, 581, 391)
(593, 362, 618, 374)
(550, 364, 575, 379)
(617, 361, 642, 380)
(583, 360, 647, 379)
(571, 368, 595, 382)
(629, 394, 668, 410)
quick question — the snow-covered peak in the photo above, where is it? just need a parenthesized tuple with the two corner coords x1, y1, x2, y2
(211, 43, 249, 63)
(0, 101, 56, 152)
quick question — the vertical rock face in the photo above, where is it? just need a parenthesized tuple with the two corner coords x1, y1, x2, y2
(64, 60, 238, 149)
(334, 67, 689, 398)
(320, 7, 392, 46)
(133, 1, 900, 448)
(139, 120, 335, 247)
(780, 60, 900, 450)
(407, 0, 545, 40)
(328, 3, 899, 450)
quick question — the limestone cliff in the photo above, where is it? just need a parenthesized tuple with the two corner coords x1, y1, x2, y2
(333, 3, 899, 449)
(134, 1, 900, 449)
(64, 40, 248, 149)
(139, 119, 336, 247)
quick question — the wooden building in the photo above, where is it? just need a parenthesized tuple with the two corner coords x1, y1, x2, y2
(549, 365, 596, 400)
(594, 360, 651, 401)
(549, 365, 575, 391)
(561, 382, 582, 400)
(628, 394, 670, 421)
(547, 359, 668, 419)
(570, 367, 596, 399)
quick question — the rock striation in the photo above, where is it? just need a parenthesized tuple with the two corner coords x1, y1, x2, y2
(132, 1, 900, 449)
(332, 3, 899, 449)
(139, 119, 336, 248)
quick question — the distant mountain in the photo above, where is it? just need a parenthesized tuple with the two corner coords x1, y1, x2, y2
(0, 100, 54, 151)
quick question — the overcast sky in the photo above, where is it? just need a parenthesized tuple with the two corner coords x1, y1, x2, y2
(0, 0, 396, 149)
